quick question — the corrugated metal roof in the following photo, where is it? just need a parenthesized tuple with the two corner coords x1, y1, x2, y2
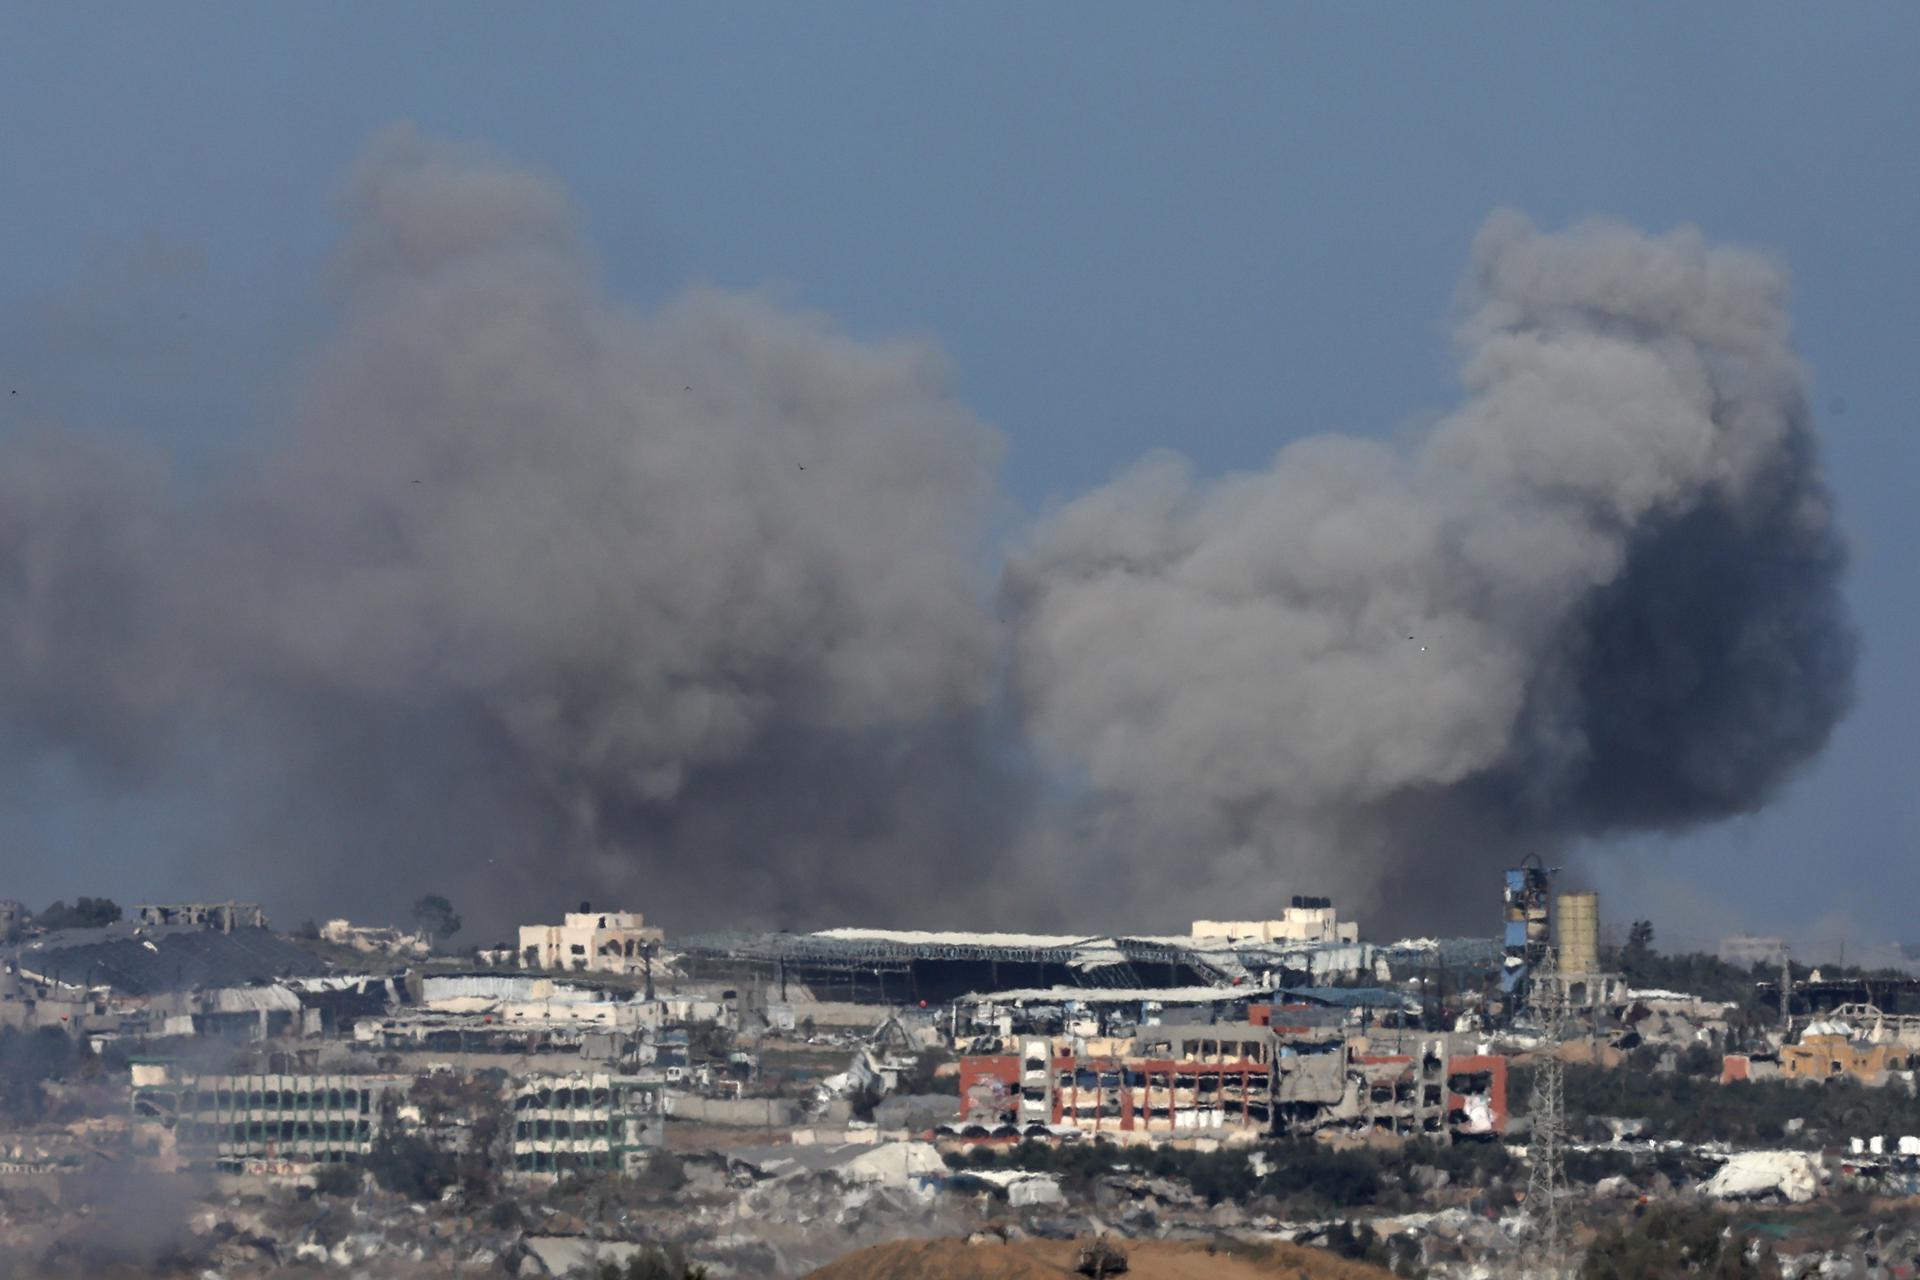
(421, 974, 541, 1003)
(959, 985, 1276, 1006)
(201, 986, 302, 1012)
(16, 929, 330, 996)
(811, 930, 1128, 971)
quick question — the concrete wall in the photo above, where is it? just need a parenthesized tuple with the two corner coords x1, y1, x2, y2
(781, 999, 894, 1030)
(663, 1094, 800, 1127)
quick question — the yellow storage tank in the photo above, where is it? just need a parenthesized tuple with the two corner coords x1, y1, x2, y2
(1557, 891, 1600, 975)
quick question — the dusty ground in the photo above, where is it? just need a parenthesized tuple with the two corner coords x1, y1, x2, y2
(804, 1236, 1395, 1279)
(663, 1118, 795, 1151)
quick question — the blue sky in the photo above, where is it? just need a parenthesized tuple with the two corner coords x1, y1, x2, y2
(2, 5, 1916, 955)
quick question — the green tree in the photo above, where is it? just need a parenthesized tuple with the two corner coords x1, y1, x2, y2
(1621, 919, 1656, 981)
(35, 897, 123, 931)
(365, 1129, 458, 1202)
(1581, 1205, 1778, 1279)
(0, 1027, 82, 1121)
(410, 894, 462, 943)
(312, 1163, 360, 1196)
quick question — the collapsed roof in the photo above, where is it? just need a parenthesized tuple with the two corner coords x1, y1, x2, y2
(13, 926, 331, 996)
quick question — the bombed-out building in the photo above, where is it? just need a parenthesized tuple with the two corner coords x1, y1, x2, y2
(954, 1013, 1509, 1144)
(131, 1061, 405, 1173)
(508, 1072, 666, 1176)
(519, 905, 664, 974)
(678, 925, 1405, 1008)
(136, 902, 269, 933)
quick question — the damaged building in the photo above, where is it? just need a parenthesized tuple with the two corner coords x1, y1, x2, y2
(320, 918, 432, 957)
(12, 923, 328, 1003)
(956, 1029, 1272, 1142)
(130, 1062, 405, 1173)
(352, 972, 666, 1061)
(955, 994, 1509, 1146)
(1529, 890, 1630, 1012)
(678, 923, 1411, 1007)
(508, 1072, 667, 1176)
(1191, 897, 1360, 945)
(1781, 1016, 1920, 1085)
(136, 902, 269, 932)
(1272, 1038, 1508, 1141)
(519, 905, 664, 975)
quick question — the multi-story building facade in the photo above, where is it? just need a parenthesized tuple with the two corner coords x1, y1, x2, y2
(958, 1025, 1506, 1144)
(508, 1072, 665, 1176)
(131, 1066, 404, 1172)
(961, 1026, 1275, 1142)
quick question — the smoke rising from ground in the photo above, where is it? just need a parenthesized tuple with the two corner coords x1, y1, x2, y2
(1006, 212, 1855, 926)
(2, 131, 1014, 928)
(0, 135, 1855, 932)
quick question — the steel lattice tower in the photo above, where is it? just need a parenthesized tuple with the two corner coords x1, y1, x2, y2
(1525, 952, 1571, 1278)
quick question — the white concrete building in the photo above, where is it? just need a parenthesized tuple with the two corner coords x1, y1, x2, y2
(1192, 896, 1358, 945)
(519, 906, 663, 974)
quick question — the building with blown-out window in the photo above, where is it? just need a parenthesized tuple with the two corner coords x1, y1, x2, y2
(518, 904, 663, 973)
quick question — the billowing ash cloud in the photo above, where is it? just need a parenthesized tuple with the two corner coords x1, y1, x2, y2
(1005, 211, 1855, 926)
(0, 130, 1017, 929)
(0, 133, 1855, 934)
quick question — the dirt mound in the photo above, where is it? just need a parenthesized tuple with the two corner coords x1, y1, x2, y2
(805, 1236, 1395, 1280)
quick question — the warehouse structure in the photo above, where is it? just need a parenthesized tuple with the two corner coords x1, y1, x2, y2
(673, 925, 1470, 1005)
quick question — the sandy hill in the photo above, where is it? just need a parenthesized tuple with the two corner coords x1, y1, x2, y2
(804, 1236, 1395, 1280)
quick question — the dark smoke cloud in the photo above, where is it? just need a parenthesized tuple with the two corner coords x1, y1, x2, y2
(2, 129, 1017, 930)
(1006, 212, 1855, 928)
(0, 135, 1854, 934)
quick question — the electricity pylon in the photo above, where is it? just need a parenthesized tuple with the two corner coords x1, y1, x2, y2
(1525, 951, 1571, 1278)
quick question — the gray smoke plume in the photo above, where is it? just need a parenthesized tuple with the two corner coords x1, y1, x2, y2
(1005, 211, 1855, 928)
(1, 130, 1018, 930)
(0, 132, 1855, 934)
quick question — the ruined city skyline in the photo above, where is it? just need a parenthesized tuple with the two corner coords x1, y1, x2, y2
(4, 13, 1920, 1275)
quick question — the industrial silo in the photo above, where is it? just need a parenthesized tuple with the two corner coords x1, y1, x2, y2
(1556, 890, 1600, 976)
